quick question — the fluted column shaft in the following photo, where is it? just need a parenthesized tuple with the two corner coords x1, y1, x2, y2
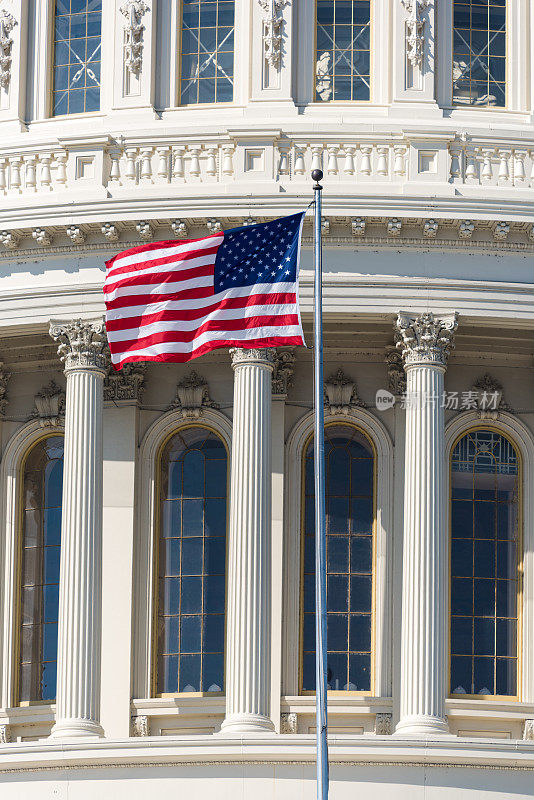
(49, 320, 107, 738)
(395, 312, 458, 737)
(221, 348, 275, 734)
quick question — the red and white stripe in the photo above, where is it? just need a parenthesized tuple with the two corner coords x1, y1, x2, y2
(104, 234, 304, 368)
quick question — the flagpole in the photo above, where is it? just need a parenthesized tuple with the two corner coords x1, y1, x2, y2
(312, 168, 329, 800)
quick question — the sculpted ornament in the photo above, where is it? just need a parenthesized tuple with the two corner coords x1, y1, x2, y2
(258, 0, 290, 69)
(0, 724, 11, 743)
(171, 371, 218, 418)
(395, 312, 458, 368)
(32, 380, 65, 427)
(120, 1, 149, 74)
(470, 373, 511, 419)
(280, 712, 297, 734)
(104, 358, 146, 402)
(324, 368, 365, 414)
(401, 0, 429, 69)
(374, 713, 392, 735)
(0, 361, 10, 416)
(50, 319, 107, 373)
(230, 348, 275, 368)
(0, 8, 16, 90)
(272, 348, 295, 395)
(385, 345, 406, 396)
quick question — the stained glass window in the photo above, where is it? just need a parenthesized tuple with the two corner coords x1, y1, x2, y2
(180, 0, 235, 105)
(450, 430, 519, 698)
(52, 0, 102, 116)
(18, 436, 64, 704)
(156, 427, 227, 694)
(452, 0, 506, 107)
(315, 0, 371, 102)
(302, 425, 374, 693)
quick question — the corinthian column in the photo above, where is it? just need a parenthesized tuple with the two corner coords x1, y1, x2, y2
(395, 311, 458, 737)
(49, 320, 107, 738)
(221, 348, 275, 735)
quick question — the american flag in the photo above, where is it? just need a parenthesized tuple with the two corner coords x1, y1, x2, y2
(104, 213, 306, 368)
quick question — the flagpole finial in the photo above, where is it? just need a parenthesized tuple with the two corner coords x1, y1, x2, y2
(312, 169, 323, 190)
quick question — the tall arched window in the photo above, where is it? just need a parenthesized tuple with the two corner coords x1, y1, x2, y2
(156, 426, 228, 695)
(450, 429, 520, 698)
(452, 0, 506, 108)
(17, 436, 64, 704)
(301, 424, 375, 693)
(52, 0, 102, 116)
(315, 1, 371, 103)
(180, 0, 235, 105)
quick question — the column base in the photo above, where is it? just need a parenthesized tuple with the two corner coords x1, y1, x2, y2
(50, 719, 104, 739)
(394, 715, 450, 737)
(219, 713, 275, 736)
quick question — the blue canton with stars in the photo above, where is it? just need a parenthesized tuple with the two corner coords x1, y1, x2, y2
(214, 213, 305, 292)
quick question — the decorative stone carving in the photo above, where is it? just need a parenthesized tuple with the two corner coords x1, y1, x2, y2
(120, 0, 149, 74)
(387, 218, 402, 237)
(423, 219, 438, 238)
(230, 347, 274, 367)
(102, 222, 119, 242)
(385, 345, 406, 396)
(374, 713, 392, 735)
(0, 723, 11, 743)
(258, 0, 289, 69)
(523, 720, 534, 740)
(324, 368, 365, 414)
(171, 371, 218, 418)
(0, 8, 16, 90)
(458, 219, 475, 239)
(280, 712, 298, 734)
(104, 361, 146, 402)
(49, 319, 107, 372)
(136, 220, 153, 241)
(0, 230, 19, 249)
(351, 217, 366, 237)
(401, 0, 428, 68)
(272, 348, 295, 396)
(320, 217, 330, 235)
(207, 218, 222, 234)
(243, 216, 257, 227)
(493, 221, 510, 241)
(131, 714, 149, 737)
(32, 380, 65, 427)
(66, 225, 85, 244)
(0, 361, 10, 416)
(470, 373, 511, 419)
(32, 228, 51, 246)
(395, 312, 458, 368)
(171, 219, 188, 238)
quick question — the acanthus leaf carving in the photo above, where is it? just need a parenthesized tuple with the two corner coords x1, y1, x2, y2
(171, 371, 219, 418)
(258, 0, 290, 69)
(0, 9, 16, 90)
(374, 713, 392, 735)
(470, 373, 512, 419)
(31, 380, 66, 427)
(385, 345, 406, 396)
(120, 1, 149, 75)
(395, 312, 458, 369)
(324, 368, 365, 415)
(130, 715, 149, 737)
(104, 357, 146, 402)
(280, 712, 297, 734)
(49, 319, 107, 373)
(401, 0, 429, 69)
(0, 723, 11, 743)
(272, 347, 295, 396)
(0, 361, 11, 417)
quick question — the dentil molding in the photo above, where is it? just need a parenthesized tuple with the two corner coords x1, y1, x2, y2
(395, 312, 458, 369)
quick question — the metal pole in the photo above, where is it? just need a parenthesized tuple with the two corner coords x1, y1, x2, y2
(312, 168, 328, 800)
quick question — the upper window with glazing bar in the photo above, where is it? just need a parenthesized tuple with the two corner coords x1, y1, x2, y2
(180, 0, 235, 105)
(452, 0, 506, 108)
(315, 0, 371, 103)
(52, 0, 102, 116)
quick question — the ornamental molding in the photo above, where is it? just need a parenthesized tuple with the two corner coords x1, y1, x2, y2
(385, 345, 406, 396)
(401, 0, 429, 69)
(0, 360, 10, 416)
(280, 712, 297, 734)
(324, 368, 365, 414)
(0, 8, 16, 90)
(31, 380, 65, 427)
(120, 1, 149, 75)
(130, 715, 149, 737)
(0, 724, 10, 743)
(49, 319, 107, 373)
(395, 312, 458, 369)
(374, 713, 392, 735)
(230, 348, 275, 369)
(272, 347, 295, 396)
(258, 0, 289, 69)
(468, 373, 512, 419)
(524, 720, 534, 740)
(104, 359, 146, 403)
(170, 371, 218, 418)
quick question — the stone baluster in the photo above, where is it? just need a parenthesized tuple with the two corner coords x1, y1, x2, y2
(394, 311, 458, 737)
(25, 156, 37, 191)
(294, 145, 306, 175)
(172, 146, 185, 181)
(360, 146, 372, 175)
(376, 146, 389, 176)
(55, 152, 68, 186)
(108, 148, 122, 183)
(40, 154, 52, 189)
(311, 146, 323, 172)
(514, 151, 526, 184)
(222, 146, 234, 177)
(481, 150, 493, 181)
(49, 320, 107, 739)
(156, 147, 170, 180)
(124, 148, 138, 182)
(327, 146, 339, 175)
(343, 146, 356, 175)
(206, 147, 218, 177)
(0, 159, 7, 193)
(221, 348, 275, 735)
(498, 150, 509, 183)
(140, 148, 153, 181)
(9, 157, 22, 193)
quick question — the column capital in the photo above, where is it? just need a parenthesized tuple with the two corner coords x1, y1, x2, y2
(230, 347, 275, 370)
(395, 312, 458, 369)
(50, 319, 107, 374)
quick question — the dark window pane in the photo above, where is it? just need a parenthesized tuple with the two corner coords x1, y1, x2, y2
(327, 652, 347, 690)
(180, 615, 202, 653)
(349, 614, 371, 652)
(202, 653, 224, 692)
(327, 614, 348, 651)
(453, 1, 506, 106)
(182, 499, 203, 534)
(179, 654, 201, 692)
(315, 0, 371, 102)
(451, 617, 472, 655)
(496, 658, 516, 696)
(328, 536, 349, 573)
(327, 574, 348, 612)
(181, 537, 203, 575)
(474, 617, 495, 656)
(350, 574, 372, 613)
(451, 655, 472, 694)
(348, 653, 370, 691)
(350, 536, 372, 573)
(203, 573, 225, 613)
(203, 613, 225, 653)
(452, 538, 473, 577)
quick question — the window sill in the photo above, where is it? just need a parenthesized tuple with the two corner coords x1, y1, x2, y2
(131, 696, 226, 736)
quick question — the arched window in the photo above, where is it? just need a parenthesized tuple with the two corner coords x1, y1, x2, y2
(52, 0, 102, 116)
(452, 0, 506, 108)
(17, 436, 64, 704)
(180, 0, 235, 105)
(315, 1, 371, 103)
(156, 426, 228, 695)
(301, 424, 375, 693)
(450, 429, 520, 698)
